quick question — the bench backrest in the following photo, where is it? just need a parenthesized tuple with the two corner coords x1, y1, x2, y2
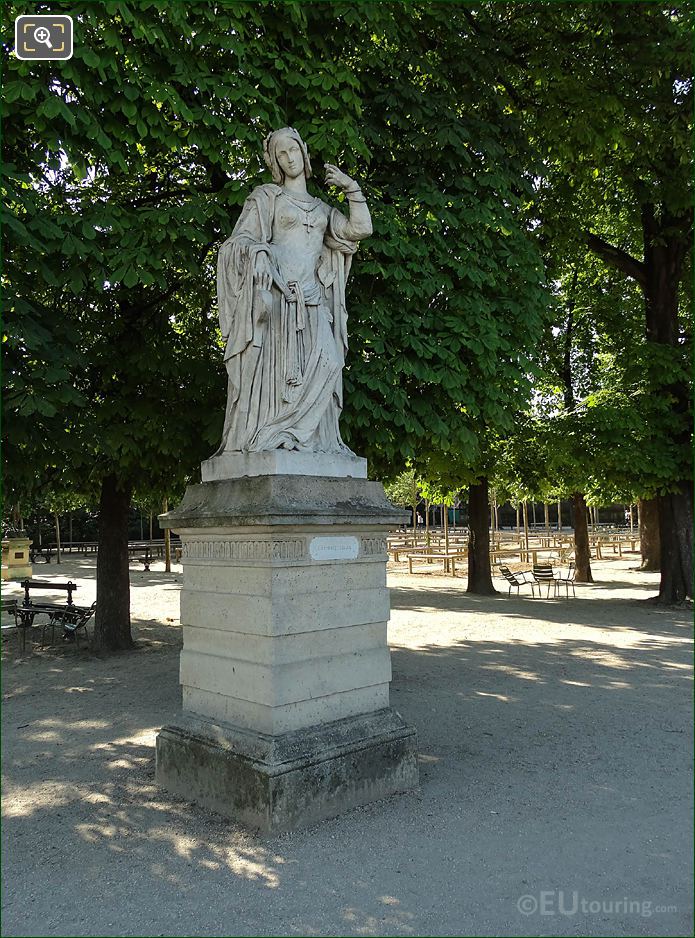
(21, 579, 77, 606)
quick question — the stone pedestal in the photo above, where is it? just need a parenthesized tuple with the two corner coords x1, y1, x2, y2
(1, 538, 32, 581)
(156, 475, 418, 831)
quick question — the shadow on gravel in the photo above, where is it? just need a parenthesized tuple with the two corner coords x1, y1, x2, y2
(2, 572, 692, 937)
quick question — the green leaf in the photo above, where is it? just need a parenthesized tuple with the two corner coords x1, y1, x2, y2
(4, 82, 23, 103)
(122, 267, 139, 288)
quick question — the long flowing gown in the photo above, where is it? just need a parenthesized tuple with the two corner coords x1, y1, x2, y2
(214, 184, 359, 455)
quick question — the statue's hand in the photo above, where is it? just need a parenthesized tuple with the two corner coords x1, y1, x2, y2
(324, 163, 357, 192)
(254, 252, 273, 291)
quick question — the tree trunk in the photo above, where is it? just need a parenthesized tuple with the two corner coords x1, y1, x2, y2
(443, 503, 449, 553)
(163, 498, 171, 573)
(638, 497, 660, 571)
(522, 500, 530, 556)
(657, 484, 693, 603)
(516, 504, 520, 537)
(543, 502, 550, 535)
(557, 498, 562, 531)
(467, 478, 496, 595)
(645, 229, 692, 597)
(573, 492, 594, 583)
(69, 511, 73, 545)
(53, 512, 61, 564)
(94, 475, 134, 651)
(589, 206, 692, 603)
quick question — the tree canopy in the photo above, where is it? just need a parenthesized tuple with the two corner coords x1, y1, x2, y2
(2, 1, 692, 629)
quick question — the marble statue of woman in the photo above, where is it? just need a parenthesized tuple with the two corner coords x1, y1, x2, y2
(214, 127, 372, 457)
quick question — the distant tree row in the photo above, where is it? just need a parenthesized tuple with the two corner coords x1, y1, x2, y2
(3, 2, 690, 648)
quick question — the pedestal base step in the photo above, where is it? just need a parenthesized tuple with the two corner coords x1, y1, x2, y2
(155, 708, 418, 832)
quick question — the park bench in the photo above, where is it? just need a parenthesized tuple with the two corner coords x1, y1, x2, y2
(518, 544, 570, 565)
(489, 546, 523, 566)
(130, 541, 182, 568)
(497, 565, 537, 597)
(591, 538, 639, 559)
(12, 579, 95, 651)
(406, 548, 468, 576)
(1, 598, 18, 618)
(29, 545, 53, 563)
(389, 542, 427, 563)
(134, 546, 154, 571)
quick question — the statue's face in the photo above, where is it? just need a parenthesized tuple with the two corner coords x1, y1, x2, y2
(274, 132, 305, 180)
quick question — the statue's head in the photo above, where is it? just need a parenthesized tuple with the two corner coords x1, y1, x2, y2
(263, 127, 313, 184)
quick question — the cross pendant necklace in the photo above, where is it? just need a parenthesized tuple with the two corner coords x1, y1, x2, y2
(283, 191, 319, 234)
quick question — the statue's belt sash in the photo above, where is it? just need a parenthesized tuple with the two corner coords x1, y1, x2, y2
(282, 281, 306, 398)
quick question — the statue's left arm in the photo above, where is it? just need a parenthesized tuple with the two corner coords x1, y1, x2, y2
(324, 163, 372, 240)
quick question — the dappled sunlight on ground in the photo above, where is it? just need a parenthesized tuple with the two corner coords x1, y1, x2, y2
(2, 556, 692, 936)
(341, 901, 416, 936)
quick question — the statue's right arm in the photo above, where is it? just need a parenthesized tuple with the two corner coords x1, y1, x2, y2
(217, 198, 265, 342)
(218, 191, 288, 344)
(218, 197, 267, 310)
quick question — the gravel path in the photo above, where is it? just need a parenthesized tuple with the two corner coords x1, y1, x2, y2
(2, 557, 692, 937)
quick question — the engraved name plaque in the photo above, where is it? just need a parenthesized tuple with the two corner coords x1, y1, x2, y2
(309, 535, 360, 562)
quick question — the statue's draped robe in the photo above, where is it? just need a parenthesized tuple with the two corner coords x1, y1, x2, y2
(215, 184, 358, 454)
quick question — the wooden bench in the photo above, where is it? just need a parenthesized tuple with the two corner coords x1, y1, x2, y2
(29, 545, 53, 563)
(591, 538, 639, 559)
(489, 547, 523, 565)
(407, 549, 468, 576)
(389, 543, 428, 563)
(132, 544, 183, 567)
(134, 546, 154, 571)
(12, 580, 95, 651)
